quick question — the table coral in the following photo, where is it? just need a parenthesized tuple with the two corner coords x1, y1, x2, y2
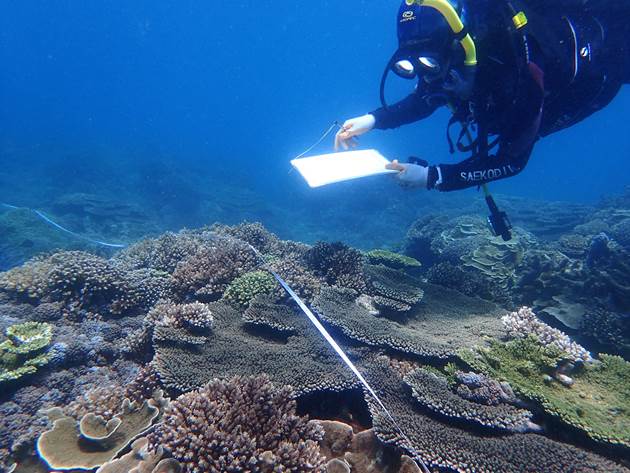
(403, 368, 537, 433)
(363, 356, 627, 473)
(364, 265, 424, 315)
(153, 301, 358, 395)
(312, 284, 505, 360)
(365, 250, 421, 271)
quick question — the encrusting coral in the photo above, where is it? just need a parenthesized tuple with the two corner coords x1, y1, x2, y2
(315, 420, 422, 473)
(147, 375, 326, 473)
(459, 337, 630, 448)
(502, 307, 592, 362)
(0, 322, 53, 385)
(452, 370, 519, 407)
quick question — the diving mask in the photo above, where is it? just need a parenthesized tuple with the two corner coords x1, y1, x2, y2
(393, 56, 443, 80)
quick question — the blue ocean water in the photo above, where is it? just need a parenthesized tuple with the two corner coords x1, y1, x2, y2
(1, 4, 630, 472)
(0, 1, 628, 251)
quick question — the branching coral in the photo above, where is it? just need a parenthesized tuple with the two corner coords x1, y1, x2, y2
(147, 375, 326, 473)
(268, 258, 321, 302)
(223, 270, 278, 308)
(0, 322, 53, 385)
(459, 338, 630, 448)
(502, 307, 592, 362)
(172, 239, 258, 301)
(211, 222, 282, 256)
(113, 231, 205, 274)
(149, 301, 214, 332)
(305, 241, 366, 292)
(0, 252, 146, 317)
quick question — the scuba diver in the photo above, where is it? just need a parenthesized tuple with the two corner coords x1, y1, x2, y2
(335, 0, 629, 195)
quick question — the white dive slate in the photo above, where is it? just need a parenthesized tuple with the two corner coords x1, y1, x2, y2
(291, 149, 397, 188)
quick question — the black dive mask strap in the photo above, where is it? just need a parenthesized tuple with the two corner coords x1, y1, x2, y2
(380, 49, 403, 109)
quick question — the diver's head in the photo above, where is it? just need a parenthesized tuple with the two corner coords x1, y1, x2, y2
(394, 0, 460, 82)
(380, 0, 477, 107)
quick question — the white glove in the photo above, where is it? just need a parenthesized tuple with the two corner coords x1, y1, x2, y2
(334, 114, 376, 150)
(386, 160, 429, 189)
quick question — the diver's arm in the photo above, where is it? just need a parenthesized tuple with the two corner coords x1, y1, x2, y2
(431, 64, 545, 191)
(371, 90, 444, 130)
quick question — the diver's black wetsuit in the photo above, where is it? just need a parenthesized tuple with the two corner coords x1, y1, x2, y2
(371, 3, 629, 192)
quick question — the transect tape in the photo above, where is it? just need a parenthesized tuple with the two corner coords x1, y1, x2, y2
(245, 241, 431, 473)
(291, 149, 396, 188)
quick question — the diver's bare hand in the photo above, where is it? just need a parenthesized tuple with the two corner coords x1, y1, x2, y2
(334, 114, 376, 151)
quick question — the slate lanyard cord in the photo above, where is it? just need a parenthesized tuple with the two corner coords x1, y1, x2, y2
(245, 242, 431, 473)
(0, 203, 127, 249)
(293, 121, 344, 161)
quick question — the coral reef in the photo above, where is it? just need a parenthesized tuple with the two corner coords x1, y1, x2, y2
(147, 375, 326, 473)
(171, 238, 259, 301)
(502, 307, 592, 362)
(2, 220, 629, 471)
(0, 322, 53, 385)
(305, 241, 366, 292)
(37, 399, 159, 470)
(403, 368, 537, 433)
(365, 250, 421, 272)
(460, 337, 630, 448)
(364, 356, 626, 473)
(363, 265, 424, 315)
(153, 300, 358, 394)
(223, 270, 278, 308)
(0, 252, 148, 318)
(312, 284, 505, 360)
(316, 420, 422, 473)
